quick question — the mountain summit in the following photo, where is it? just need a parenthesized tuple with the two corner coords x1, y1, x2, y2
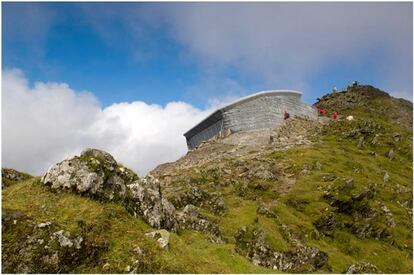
(2, 85, 412, 273)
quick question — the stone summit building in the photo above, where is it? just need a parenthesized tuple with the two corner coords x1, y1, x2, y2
(183, 90, 318, 150)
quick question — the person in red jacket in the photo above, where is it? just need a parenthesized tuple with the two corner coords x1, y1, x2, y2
(332, 111, 338, 120)
(319, 108, 327, 116)
(284, 111, 290, 120)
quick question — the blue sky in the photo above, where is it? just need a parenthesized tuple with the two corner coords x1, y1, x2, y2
(3, 2, 412, 108)
(2, 2, 413, 175)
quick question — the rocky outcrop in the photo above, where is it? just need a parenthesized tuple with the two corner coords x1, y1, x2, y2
(345, 262, 382, 274)
(2, 168, 32, 188)
(145, 229, 170, 250)
(177, 204, 222, 243)
(127, 176, 179, 231)
(2, 210, 108, 273)
(41, 148, 138, 202)
(41, 149, 179, 231)
(270, 117, 323, 149)
(170, 186, 227, 215)
(235, 226, 328, 272)
(256, 203, 276, 218)
(318, 183, 394, 243)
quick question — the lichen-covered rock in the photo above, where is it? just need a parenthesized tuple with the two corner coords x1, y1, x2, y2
(144, 229, 170, 250)
(177, 204, 222, 243)
(322, 173, 336, 182)
(171, 186, 227, 215)
(41, 149, 181, 232)
(247, 165, 276, 180)
(379, 201, 396, 228)
(256, 203, 276, 218)
(127, 176, 179, 231)
(51, 230, 83, 249)
(387, 149, 395, 160)
(383, 171, 390, 183)
(1, 210, 108, 273)
(345, 261, 382, 274)
(235, 226, 328, 272)
(41, 148, 138, 202)
(2, 168, 32, 188)
(81, 148, 117, 167)
(314, 212, 339, 235)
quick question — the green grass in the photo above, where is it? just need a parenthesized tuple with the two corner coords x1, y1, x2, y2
(2, 179, 280, 273)
(263, 117, 413, 273)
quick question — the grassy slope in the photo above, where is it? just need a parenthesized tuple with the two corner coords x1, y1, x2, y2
(2, 179, 273, 273)
(2, 86, 412, 273)
(268, 130, 412, 273)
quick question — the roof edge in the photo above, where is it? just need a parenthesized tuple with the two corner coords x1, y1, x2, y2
(221, 90, 302, 111)
(184, 90, 302, 137)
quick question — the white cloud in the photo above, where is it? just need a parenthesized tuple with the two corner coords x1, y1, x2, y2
(77, 2, 412, 100)
(164, 2, 412, 93)
(2, 69, 213, 176)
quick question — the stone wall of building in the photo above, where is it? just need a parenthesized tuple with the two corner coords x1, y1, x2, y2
(186, 118, 224, 150)
(222, 93, 317, 132)
(184, 91, 317, 150)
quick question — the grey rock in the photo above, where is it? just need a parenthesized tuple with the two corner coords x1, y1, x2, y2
(235, 226, 328, 272)
(357, 136, 364, 148)
(379, 201, 396, 228)
(250, 167, 275, 180)
(36, 222, 52, 228)
(171, 186, 227, 215)
(144, 229, 170, 250)
(371, 135, 379, 146)
(315, 161, 322, 170)
(133, 246, 145, 255)
(345, 262, 382, 274)
(41, 149, 181, 232)
(2, 168, 32, 187)
(80, 148, 117, 167)
(42, 157, 105, 195)
(383, 171, 390, 183)
(387, 149, 395, 160)
(52, 230, 74, 248)
(322, 173, 336, 182)
(127, 176, 179, 231)
(393, 133, 401, 142)
(342, 179, 354, 190)
(177, 204, 222, 243)
(41, 148, 138, 203)
(314, 213, 337, 234)
(257, 203, 276, 218)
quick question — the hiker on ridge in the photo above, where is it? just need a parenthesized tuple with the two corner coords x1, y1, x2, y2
(284, 111, 290, 120)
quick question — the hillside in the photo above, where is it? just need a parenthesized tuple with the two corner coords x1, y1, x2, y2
(2, 85, 413, 273)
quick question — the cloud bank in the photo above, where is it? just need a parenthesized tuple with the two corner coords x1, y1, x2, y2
(163, 2, 412, 98)
(75, 2, 412, 99)
(2, 69, 213, 176)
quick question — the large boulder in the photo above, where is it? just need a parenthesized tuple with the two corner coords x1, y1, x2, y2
(41, 149, 179, 231)
(41, 148, 138, 202)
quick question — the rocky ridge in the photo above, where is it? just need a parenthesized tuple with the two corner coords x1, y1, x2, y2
(2, 85, 412, 273)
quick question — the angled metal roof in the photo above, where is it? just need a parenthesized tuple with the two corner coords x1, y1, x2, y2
(184, 90, 302, 137)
